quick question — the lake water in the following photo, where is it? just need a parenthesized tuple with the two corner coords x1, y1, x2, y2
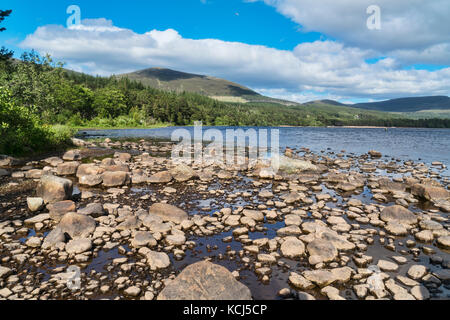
(79, 126, 450, 176)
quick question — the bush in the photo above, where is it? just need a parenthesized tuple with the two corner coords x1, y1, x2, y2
(0, 87, 73, 155)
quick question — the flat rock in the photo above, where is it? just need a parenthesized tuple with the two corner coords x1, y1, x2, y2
(379, 205, 418, 225)
(157, 261, 252, 300)
(280, 237, 305, 259)
(66, 238, 92, 254)
(148, 203, 188, 224)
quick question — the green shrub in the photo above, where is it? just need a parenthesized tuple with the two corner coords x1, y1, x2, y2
(0, 87, 74, 155)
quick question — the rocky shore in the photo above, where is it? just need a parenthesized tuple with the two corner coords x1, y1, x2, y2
(0, 138, 449, 300)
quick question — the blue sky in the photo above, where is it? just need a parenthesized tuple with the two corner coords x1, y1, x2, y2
(1, 0, 450, 103)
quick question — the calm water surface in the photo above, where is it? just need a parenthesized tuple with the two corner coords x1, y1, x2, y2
(79, 127, 450, 175)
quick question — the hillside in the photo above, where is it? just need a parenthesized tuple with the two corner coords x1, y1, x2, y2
(352, 96, 450, 112)
(118, 68, 299, 106)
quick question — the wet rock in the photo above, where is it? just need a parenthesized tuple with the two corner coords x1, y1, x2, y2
(330, 267, 353, 283)
(242, 209, 264, 222)
(411, 184, 449, 201)
(148, 171, 172, 183)
(58, 212, 96, 239)
(66, 238, 92, 255)
(124, 286, 141, 297)
(414, 230, 434, 242)
(63, 150, 82, 161)
(157, 261, 252, 300)
(385, 221, 407, 236)
(280, 237, 305, 259)
(257, 254, 277, 264)
(148, 203, 188, 224)
(36, 174, 73, 204)
(377, 259, 399, 272)
(139, 248, 170, 270)
(24, 213, 50, 225)
(131, 231, 157, 248)
(289, 272, 314, 290)
(436, 236, 450, 249)
(302, 270, 336, 287)
(379, 205, 418, 225)
(76, 164, 105, 178)
(48, 200, 76, 222)
(27, 197, 44, 212)
(25, 236, 42, 248)
(368, 150, 382, 158)
(170, 164, 196, 182)
(102, 171, 130, 187)
(166, 234, 186, 246)
(307, 239, 338, 263)
(275, 155, 318, 173)
(411, 285, 429, 300)
(321, 286, 345, 300)
(0, 266, 12, 279)
(117, 216, 141, 231)
(79, 175, 103, 187)
(42, 227, 67, 249)
(56, 161, 80, 176)
(407, 265, 427, 280)
(78, 203, 105, 218)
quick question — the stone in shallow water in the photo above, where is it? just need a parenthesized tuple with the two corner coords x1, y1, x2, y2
(407, 265, 427, 280)
(58, 212, 96, 239)
(280, 237, 305, 259)
(148, 203, 188, 224)
(302, 270, 336, 288)
(385, 221, 407, 236)
(379, 205, 418, 225)
(157, 261, 252, 300)
(36, 174, 73, 204)
(307, 239, 338, 263)
(377, 259, 399, 272)
(65, 238, 92, 255)
(436, 236, 450, 249)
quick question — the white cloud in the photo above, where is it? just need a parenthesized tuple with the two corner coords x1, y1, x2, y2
(20, 18, 450, 102)
(258, 0, 450, 65)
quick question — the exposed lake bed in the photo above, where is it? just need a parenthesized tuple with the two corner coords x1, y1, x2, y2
(0, 127, 449, 300)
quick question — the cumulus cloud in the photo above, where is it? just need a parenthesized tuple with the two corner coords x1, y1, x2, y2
(20, 18, 450, 102)
(258, 0, 450, 65)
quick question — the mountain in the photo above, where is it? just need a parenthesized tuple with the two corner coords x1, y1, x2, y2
(118, 67, 299, 106)
(352, 96, 450, 112)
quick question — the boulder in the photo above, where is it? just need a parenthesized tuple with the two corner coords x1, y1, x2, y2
(102, 171, 130, 187)
(307, 239, 338, 263)
(27, 197, 44, 212)
(66, 238, 92, 255)
(148, 171, 173, 183)
(76, 164, 105, 178)
(379, 205, 418, 225)
(63, 150, 82, 161)
(36, 174, 73, 204)
(48, 200, 76, 222)
(280, 237, 305, 259)
(170, 164, 196, 182)
(42, 227, 67, 249)
(56, 161, 80, 176)
(139, 248, 170, 270)
(77, 203, 105, 218)
(273, 155, 318, 173)
(79, 174, 103, 186)
(58, 212, 96, 239)
(148, 203, 188, 224)
(157, 261, 252, 300)
(411, 184, 449, 201)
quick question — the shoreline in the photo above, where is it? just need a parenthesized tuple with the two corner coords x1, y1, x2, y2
(0, 137, 449, 300)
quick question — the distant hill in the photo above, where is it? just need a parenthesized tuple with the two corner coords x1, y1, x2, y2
(352, 96, 450, 112)
(118, 67, 299, 106)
